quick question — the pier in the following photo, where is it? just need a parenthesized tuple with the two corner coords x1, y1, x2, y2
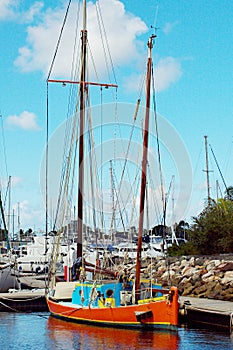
(179, 296, 233, 332)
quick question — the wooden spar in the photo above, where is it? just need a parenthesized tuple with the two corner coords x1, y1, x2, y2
(135, 35, 156, 304)
(77, 0, 87, 259)
(47, 79, 117, 88)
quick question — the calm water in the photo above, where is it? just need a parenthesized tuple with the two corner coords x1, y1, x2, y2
(0, 312, 233, 350)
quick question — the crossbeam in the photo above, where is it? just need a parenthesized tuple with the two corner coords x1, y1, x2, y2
(47, 79, 118, 88)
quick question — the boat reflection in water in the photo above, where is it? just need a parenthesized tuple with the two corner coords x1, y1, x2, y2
(47, 316, 179, 350)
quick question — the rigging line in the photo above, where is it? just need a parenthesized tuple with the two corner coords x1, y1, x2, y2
(115, 160, 140, 229)
(100, 87, 104, 232)
(163, 176, 173, 225)
(53, 46, 84, 230)
(151, 64, 165, 212)
(63, 0, 82, 168)
(129, 170, 141, 228)
(145, 182, 149, 231)
(50, 2, 81, 230)
(209, 143, 228, 193)
(113, 89, 118, 167)
(47, 0, 72, 80)
(217, 180, 223, 199)
(63, 0, 81, 154)
(152, 3, 159, 30)
(87, 98, 98, 236)
(85, 90, 106, 235)
(112, 167, 129, 230)
(222, 138, 233, 176)
(112, 186, 126, 234)
(57, 17, 84, 228)
(87, 43, 99, 82)
(45, 82, 49, 245)
(70, 0, 81, 83)
(3, 176, 10, 210)
(193, 142, 203, 177)
(109, 160, 116, 236)
(86, 112, 103, 233)
(112, 99, 141, 216)
(95, 1, 117, 85)
(55, 99, 82, 230)
(0, 114, 8, 180)
(147, 163, 160, 223)
(53, 96, 80, 230)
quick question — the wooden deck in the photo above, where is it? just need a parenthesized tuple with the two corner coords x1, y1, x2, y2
(179, 296, 233, 332)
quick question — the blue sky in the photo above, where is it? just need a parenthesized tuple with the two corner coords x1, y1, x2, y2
(0, 0, 233, 234)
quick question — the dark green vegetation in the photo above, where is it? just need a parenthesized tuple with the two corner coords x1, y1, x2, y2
(168, 197, 233, 256)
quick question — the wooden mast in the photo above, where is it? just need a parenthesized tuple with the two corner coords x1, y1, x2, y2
(135, 34, 156, 303)
(77, 0, 87, 259)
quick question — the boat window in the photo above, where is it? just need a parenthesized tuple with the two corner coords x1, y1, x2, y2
(106, 289, 114, 297)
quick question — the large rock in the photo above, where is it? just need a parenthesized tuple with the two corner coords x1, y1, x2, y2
(221, 271, 233, 284)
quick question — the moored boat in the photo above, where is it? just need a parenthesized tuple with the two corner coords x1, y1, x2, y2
(0, 193, 19, 292)
(48, 280, 178, 329)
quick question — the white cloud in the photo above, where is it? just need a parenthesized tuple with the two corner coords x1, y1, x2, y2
(6, 111, 41, 130)
(0, 176, 22, 189)
(11, 176, 22, 187)
(0, 0, 18, 20)
(20, 1, 44, 24)
(13, 199, 44, 231)
(14, 0, 148, 78)
(0, 0, 43, 23)
(155, 57, 182, 92)
(123, 56, 182, 93)
(163, 21, 179, 35)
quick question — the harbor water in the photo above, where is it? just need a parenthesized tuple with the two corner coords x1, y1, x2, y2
(0, 312, 233, 350)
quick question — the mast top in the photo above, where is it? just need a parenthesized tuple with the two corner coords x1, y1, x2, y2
(83, 0, 87, 31)
(147, 34, 156, 57)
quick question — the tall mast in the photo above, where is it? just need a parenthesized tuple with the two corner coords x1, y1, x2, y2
(7, 175, 11, 242)
(77, 0, 87, 259)
(204, 135, 211, 205)
(135, 34, 155, 303)
(0, 192, 10, 250)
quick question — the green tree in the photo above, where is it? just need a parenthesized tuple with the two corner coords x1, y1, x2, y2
(188, 199, 233, 254)
(168, 199, 233, 256)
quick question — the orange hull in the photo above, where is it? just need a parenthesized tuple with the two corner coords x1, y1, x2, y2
(47, 287, 179, 330)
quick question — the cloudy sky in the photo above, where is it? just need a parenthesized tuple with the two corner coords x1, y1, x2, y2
(0, 0, 233, 234)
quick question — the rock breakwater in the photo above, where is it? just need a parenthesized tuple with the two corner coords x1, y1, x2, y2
(143, 255, 233, 301)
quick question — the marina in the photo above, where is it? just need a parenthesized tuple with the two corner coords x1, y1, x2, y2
(0, 0, 233, 348)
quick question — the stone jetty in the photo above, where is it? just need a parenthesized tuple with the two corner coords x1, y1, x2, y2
(141, 255, 233, 301)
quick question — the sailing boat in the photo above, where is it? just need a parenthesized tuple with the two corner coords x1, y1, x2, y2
(46, 0, 179, 330)
(0, 190, 19, 292)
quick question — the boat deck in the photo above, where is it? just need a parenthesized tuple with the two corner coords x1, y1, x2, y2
(0, 290, 48, 312)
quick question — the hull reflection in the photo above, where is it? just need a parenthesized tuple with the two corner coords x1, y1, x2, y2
(47, 316, 179, 349)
